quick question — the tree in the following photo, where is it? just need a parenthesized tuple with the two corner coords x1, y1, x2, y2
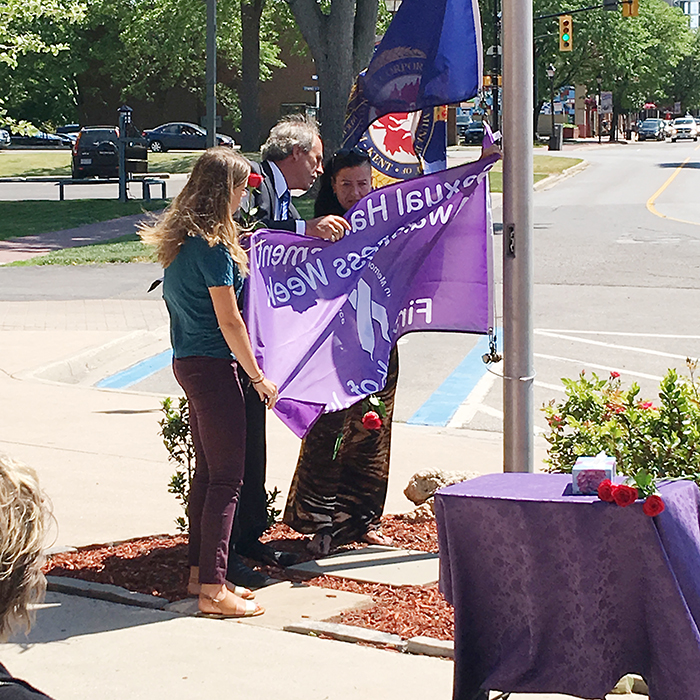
(240, 0, 266, 150)
(669, 29, 700, 112)
(286, 0, 378, 154)
(0, 0, 289, 132)
(0, 0, 84, 129)
(530, 0, 694, 137)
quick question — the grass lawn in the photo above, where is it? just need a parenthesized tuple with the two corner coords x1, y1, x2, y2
(0, 200, 168, 241)
(0, 149, 261, 178)
(1, 152, 581, 266)
(0, 150, 71, 177)
(7, 233, 155, 267)
(489, 154, 581, 193)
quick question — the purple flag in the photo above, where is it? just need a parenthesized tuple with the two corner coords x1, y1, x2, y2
(245, 155, 498, 438)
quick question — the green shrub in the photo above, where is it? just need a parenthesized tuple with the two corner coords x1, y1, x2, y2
(543, 360, 700, 482)
(159, 396, 282, 532)
(160, 397, 195, 533)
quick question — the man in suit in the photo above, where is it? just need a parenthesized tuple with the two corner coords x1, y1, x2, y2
(227, 115, 350, 588)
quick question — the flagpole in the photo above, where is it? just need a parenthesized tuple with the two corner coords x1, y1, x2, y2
(502, 0, 534, 471)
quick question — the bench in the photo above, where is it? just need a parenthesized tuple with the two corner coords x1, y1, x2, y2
(55, 175, 169, 201)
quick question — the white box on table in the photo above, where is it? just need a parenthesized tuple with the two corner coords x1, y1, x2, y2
(572, 454, 616, 495)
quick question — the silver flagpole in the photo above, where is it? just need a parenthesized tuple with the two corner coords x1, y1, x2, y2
(502, 0, 534, 471)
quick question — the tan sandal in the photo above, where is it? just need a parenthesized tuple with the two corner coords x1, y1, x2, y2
(197, 590, 265, 619)
(188, 567, 255, 599)
(362, 530, 394, 547)
(188, 580, 255, 600)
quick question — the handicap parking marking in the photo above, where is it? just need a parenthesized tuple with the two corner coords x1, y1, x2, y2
(96, 349, 173, 389)
(407, 334, 493, 427)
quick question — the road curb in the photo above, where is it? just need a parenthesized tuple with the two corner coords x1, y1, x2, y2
(46, 574, 454, 656)
(284, 620, 407, 651)
(284, 621, 454, 658)
(534, 159, 589, 191)
(46, 575, 169, 610)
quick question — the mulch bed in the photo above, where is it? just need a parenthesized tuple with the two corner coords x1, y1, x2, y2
(44, 514, 454, 641)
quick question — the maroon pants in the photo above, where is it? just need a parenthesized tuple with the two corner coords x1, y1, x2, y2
(173, 357, 246, 585)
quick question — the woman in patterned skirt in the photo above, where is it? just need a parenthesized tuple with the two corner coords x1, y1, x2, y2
(283, 148, 398, 556)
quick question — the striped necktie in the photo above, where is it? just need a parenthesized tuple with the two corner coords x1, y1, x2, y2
(279, 190, 291, 220)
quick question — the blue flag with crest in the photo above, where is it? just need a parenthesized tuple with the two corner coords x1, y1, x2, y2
(343, 0, 483, 150)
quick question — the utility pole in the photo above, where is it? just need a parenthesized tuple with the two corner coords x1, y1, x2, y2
(205, 0, 217, 149)
(503, 0, 535, 472)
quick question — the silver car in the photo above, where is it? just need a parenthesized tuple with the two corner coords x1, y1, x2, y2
(0, 129, 10, 148)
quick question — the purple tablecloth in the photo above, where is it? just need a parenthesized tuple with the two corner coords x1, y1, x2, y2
(435, 473, 700, 700)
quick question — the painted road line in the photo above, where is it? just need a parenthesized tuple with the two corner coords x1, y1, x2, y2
(646, 143, 700, 227)
(535, 330, 700, 339)
(535, 330, 693, 361)
(408, 335, 492, 426)
(534, 352, 662, 381)
(96, 349, 173, 389)
(447, 371, 497, 428)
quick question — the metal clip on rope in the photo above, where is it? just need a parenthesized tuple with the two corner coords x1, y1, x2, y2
(481, 327, 536, 382)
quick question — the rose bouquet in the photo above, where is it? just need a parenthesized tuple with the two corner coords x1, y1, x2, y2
(597, 468, 666, 517)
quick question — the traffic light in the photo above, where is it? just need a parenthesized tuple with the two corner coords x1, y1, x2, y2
(622, 0, 639, 16)
(559, 15, 573, 52)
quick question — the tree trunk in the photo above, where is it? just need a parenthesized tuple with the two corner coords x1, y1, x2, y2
(286, 0, 378, 155)
(240, 0, 265, 151)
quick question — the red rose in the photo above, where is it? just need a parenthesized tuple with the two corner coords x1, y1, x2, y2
(639, 401, 654, 410)
(612, 484, 639, 507)
(610, 371, 620, 379)
(362, 411, 383, 430)
(597, 479, 616, 502)
(247, 172, 264, 188)
(642, 494, 665, 517)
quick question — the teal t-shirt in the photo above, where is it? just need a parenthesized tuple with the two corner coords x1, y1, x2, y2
(163, 235, 243, 359)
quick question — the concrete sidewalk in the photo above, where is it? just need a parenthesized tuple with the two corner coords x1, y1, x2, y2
(0, 235, 639, 699)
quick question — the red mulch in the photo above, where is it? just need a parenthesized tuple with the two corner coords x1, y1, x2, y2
(44, 514, 453, 641)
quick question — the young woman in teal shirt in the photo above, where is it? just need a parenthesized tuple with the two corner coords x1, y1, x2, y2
(141, 148, 277, 618)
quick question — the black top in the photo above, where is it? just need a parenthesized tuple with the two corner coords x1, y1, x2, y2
(0, 663, 53, 699)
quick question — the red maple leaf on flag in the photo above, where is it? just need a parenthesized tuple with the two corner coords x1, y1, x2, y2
(373, 114, 416, 156)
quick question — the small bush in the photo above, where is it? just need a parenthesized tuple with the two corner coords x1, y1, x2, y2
(159, 396, 282, 532)
(543, 360, 700, 482)
(160, 397, 195, 533)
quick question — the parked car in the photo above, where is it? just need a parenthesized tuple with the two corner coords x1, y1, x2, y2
(142, 122, 235, 152)
(71, 126, 148, 179)
(670, 117, 698, 142)
(56, 124, 80, 145)
(10, 130, 72, 147)
(0, 129, 10, 149)
(461, 120, 485, 145)
(456, 114, 471, 140)
(637, 118, 666, 141)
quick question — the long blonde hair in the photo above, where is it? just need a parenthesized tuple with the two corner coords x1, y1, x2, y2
(140, 147, 250, 273)
(0, 454, 47, 640)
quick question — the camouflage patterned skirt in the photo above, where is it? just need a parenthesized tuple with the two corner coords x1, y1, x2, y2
(283, 347, 399, 546)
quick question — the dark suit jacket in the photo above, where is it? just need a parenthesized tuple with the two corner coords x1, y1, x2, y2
(249, 160, 301, 231)
(229, 158, 303, 549)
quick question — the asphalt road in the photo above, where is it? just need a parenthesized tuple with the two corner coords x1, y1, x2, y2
(1, 139, 698, 433)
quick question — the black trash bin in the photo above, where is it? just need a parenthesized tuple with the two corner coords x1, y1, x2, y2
(548, 123, 563, 151)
